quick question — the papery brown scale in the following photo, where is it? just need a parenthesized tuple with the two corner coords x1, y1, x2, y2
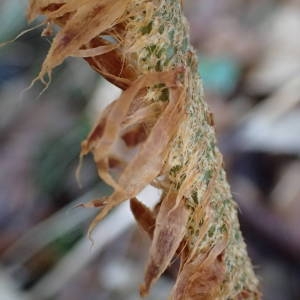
(108, 157, 123, 168)
(26, 1, 260, 298)
(87, 56, 133, 90)
(87, 119, 105, 146)
(171, 237, 227, 300)
(81, 69, 184, 193)
(184, 257, 224, 300)
(45, 0, 92, 19)
(171, 255, 225, 300)
(71, 43, 119, 58)
(27, 0, 66, 21)
(237, 290, 261, 300)
(82, 70, 184, 237)
(121, 124, 148, 147)
(130, 198, 156, 239)
(85, 69, 182, 166)
(85, 37, 136, 89)
(116, 84, 185, 196)
(140, 192, 189, 297)
(122, 102, 165, 129)
(83, 100, 116, 150)
(54, 12, 74, 27)
(86, 189, 126, 237)
(96, 158, 124, 192)
(36, 0, 130, 80)
(51, 1, 113, 55)
(59, 31, 76, 48)
(41, 3, 65, 13)
(178, 239, 190, 273)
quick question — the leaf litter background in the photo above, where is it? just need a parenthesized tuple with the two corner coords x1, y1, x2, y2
(1, 0, 300, 299)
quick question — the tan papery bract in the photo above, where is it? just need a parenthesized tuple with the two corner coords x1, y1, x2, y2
(140, 191, 189, 297)
(28, 1, 137, 89)
(84, 37, 137, 90)
(130, 198, 156, 239)
(79, 69, 186, 238)
(29, 0, 130, 81)
(80, 69, 183, 188)
(27, 0, 65, 21)
(70, 43, 119, 58)
(171, 236, 227, 300)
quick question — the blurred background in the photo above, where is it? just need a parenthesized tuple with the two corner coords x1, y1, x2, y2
(1, 0, 300, 299)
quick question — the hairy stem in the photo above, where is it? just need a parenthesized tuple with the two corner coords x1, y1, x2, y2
(124, 1, 260, 298)
(27, 0, 260, 298)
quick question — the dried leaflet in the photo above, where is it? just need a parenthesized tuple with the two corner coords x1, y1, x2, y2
(26, 0, 260, 299)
